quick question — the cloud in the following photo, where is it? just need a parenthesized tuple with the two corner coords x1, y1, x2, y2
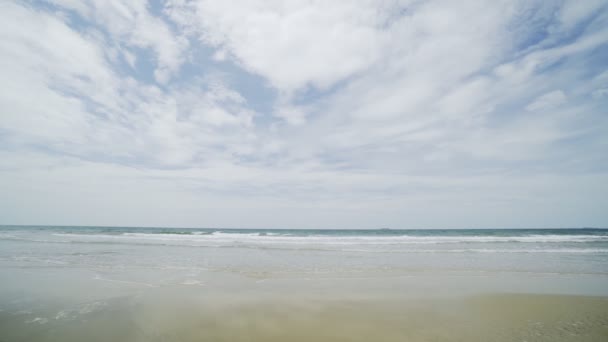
(51, 0, 189, 83)
(592, 88, 608, 99)
(526, 90, 567, 111)
(0, 0, 607, 228)
(166, 0, 392, 92)
(0, 1, 255, 167)
(558, 0, 607, 30)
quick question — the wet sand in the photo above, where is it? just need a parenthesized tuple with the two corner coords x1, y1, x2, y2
(1, 291, 607, 342)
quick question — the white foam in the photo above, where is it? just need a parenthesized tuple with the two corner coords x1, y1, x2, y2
(92, 274, 158, 288)
(51, 232, 608, 247)
(337, 248, 608, 254)
(180, 280, 205, 286)
(26, 317, 48, 324)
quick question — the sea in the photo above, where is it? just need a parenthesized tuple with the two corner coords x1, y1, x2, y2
(1, 226, 608, 272)
(1, 226, 608, 283)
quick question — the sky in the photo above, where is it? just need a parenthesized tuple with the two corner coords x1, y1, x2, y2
(0, 0, 607, 229)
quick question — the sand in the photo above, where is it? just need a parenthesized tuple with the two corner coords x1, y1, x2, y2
(1, 291, 607, 342)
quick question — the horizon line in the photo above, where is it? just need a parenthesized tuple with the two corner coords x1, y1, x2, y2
(1, 224, 606, 231)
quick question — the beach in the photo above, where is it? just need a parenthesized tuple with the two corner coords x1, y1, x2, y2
(2, 289, 607, 341)
(1, 227, 608, 341)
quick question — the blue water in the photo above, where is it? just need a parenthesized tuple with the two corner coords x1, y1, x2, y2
(2, 225, 608, 238)
(2, 226, 608, 254)
(2, 226, 608, 248)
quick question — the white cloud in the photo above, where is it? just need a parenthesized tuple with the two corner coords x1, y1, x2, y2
(526, 90, 567, 111)
(166, 0, 395, 91)
(558, 0, 606, 30)
(0, 1, 256, 167)
(51, 0, 189, 83)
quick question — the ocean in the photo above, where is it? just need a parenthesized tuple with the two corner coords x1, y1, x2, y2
(2, 226, 608, 274)
(2, 226, 608, 341)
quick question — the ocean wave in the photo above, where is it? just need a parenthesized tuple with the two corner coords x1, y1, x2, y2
(3, 229, 607, 254)
(335, 248, 608, 254)
(50, 232, 608, 245)
(22, 232, 604, 257)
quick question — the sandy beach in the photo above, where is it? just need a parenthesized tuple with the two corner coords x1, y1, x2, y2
(2, 289, 608, 342)
(1, 227, 608, 341)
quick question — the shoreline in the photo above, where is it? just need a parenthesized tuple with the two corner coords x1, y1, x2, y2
(2, 226, 607, 341)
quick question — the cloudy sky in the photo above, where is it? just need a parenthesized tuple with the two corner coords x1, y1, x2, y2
(1, 0, 607, 229)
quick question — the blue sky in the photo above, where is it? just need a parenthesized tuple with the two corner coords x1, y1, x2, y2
(1, 0, 607, 228)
